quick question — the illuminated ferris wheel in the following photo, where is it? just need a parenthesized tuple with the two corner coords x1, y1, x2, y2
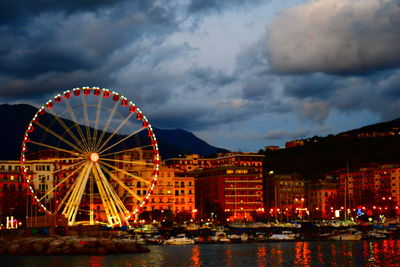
(20, 87, 160, 226)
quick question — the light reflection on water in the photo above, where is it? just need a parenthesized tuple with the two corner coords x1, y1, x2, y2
(2, 240, 400, 267)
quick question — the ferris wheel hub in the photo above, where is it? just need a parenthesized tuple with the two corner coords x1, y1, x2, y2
(90, 152, 99, 162)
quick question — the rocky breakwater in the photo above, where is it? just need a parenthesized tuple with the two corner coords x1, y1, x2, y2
(0, 236, 150, 255)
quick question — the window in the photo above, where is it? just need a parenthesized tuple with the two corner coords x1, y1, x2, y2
(175, 190, 179, 196)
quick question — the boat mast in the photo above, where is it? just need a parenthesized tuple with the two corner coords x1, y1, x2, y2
(345, 162, 349, 221)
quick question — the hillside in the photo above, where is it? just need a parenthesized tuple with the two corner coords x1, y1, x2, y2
(0, 104, 228, 160)
(262, 118, 400, 179)
(343, 117, 400, 136)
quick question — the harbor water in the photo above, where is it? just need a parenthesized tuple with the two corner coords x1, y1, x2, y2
(2, 240, 400, 266)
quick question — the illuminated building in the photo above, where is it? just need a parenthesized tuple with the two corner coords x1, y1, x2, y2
(336, 164, 400, 215)
(285, 140, 304, 148)
(147, 165, 195, 213)
(308, 177, 338, 219)
(265, 173, 306, 220)
(165, 154, 212, 172)
(0, 161, 29, 225)
(189, 153, 264, 221)
(113, 150, 195, 217)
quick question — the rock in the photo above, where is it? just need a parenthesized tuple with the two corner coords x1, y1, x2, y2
(49, 239, 64, 247)
(32, 242, 47, 254)
(7, 243, 20, 255)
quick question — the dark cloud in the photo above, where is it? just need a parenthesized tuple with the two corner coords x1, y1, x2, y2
(283, 74, 337, 99)
(0, 1, 180, 99)
(264, 128, 311, 141)
(186, 66, 235, 91)
(242, 76, 274, 100)
(266, 0, 400, 75)
(187, 0, 264, 14)
(0, 0, 125, 24)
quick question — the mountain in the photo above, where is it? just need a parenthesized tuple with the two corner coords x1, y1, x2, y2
(0, 104, 228, 160)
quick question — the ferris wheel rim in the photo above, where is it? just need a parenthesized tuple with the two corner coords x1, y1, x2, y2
(20, 86, 160, 225)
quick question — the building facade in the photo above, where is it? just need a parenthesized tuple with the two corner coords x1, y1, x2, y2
(188, 153, 264, 221)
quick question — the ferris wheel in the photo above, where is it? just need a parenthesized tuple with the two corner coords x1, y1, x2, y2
(20, 87, 160, 226)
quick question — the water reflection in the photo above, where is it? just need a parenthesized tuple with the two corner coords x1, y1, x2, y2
(191, 245, 201, 267)
(294, 241, 311, 265)
(256, 246, 267, 266)
(3, 240, 400, 267)
(88, 256, 104, 267)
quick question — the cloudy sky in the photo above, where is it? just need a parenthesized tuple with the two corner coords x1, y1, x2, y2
(1, 0, 400, 151)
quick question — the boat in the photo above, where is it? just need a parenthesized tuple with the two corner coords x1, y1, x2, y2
(366, 230, 386, 239)
(145, 234, 164, 245)
(249, 222, 271, 228)
(163, 234, 195, 245)
(269, 231, 298, 241)
(227, 222, 253, 231)
(255, 232, 268, 242)
(227, 234, 243, 243)
(329, 229, 362, 241)
(211, 231, 231, 243)
(194, 236, 215, 244)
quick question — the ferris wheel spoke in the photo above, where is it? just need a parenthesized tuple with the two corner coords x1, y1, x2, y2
(94, 100, 120, 152)
(96, 112, 134, 153)
(95, 166, 132, 226)
(65, 162, 93, 225)
(47, 108, 89, 153)
(64, 98, 91, 152)
(99, 157, 154, 167)
(95, 164, 129, 225)
(34, 121, 85, 154)
(48, 159, 86, 177)
(99, 145, 153, 158)
(81, 94, 93, 150)
(62, 163, 89, 221)
(98, 172, 130, 226)
(28, 140, 82, 157)
(99, 160, 151, 185)
(57, 172, 82, 212)
(92, 164, 116, 225)
(91, 93, 103, 151)
(61, 162, 89, 215)
(98, 127, 146, 155)
(39, 162, 86, 202)
(98, 162, 144, 203)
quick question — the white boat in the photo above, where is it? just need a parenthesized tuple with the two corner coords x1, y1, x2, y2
(240, 233, 249, 242)
(163, 234, 195, 245)
(366, 230, 386, 239)
(227, 234, 241, 242)
(329, 229, 362, 241)
(250, 222, 271, 228)
(211, 231, 231, 243)
(269, 231, 298, 241)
